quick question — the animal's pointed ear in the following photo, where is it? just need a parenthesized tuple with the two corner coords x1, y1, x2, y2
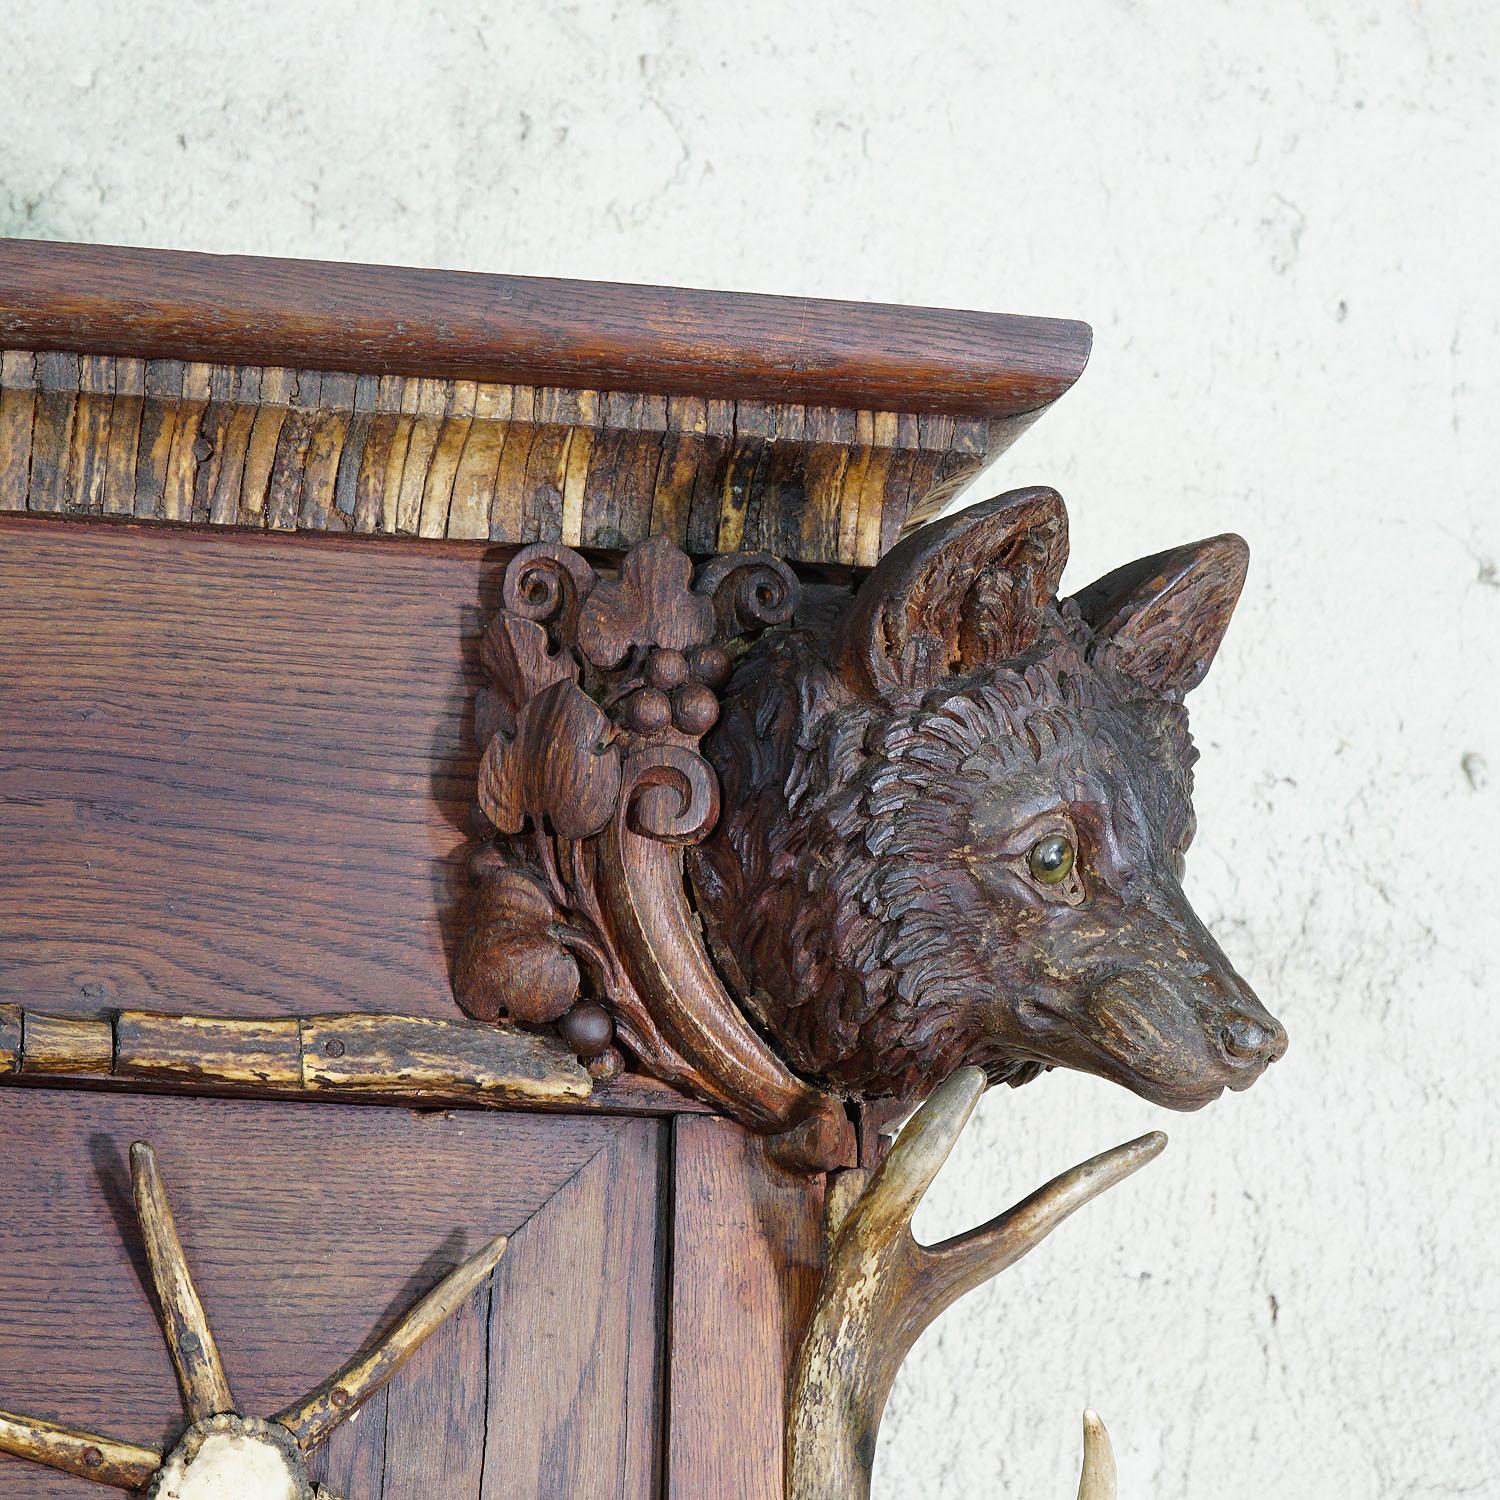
(1069, 533, 1249, 699)
(832, 487, 1069, 701)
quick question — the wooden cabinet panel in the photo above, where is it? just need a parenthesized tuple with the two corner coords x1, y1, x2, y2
(0, 517, 498, 1023)
(0, 1089, 665, 1498)
(0, 246, 1092, 1500)
(479, 1124, 664, 1499)
(665, 1118, 824, 1500)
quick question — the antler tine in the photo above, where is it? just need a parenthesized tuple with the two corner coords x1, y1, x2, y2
(129, 1142, 236, 1423)
(786, 1066, 1163, 1500)
(274, 1233, 508, 1452)
(853, 1066, 987, 1235)
(922, 1128, 1167, 1311)
(0, 1409, 161, 1491)
(1077, 1410, 1117, 1500)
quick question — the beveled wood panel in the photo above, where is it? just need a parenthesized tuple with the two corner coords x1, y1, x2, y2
(0, 348, 996, 564)
(0, 1089, 664, 1498)
(0, 240, 1091, 418)
(479, 1123, 665, 1498)
(0, 517, 495, 1024)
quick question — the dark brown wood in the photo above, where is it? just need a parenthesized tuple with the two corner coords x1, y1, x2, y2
(0, 240, 1090, 419)
(665, 1117, 825, 1500)
(0, 244, 1258, 1500)
(369, 1285, 485, 1500)
(0, 516, 767, 1123)
(454, 536, 854, 1169)
(0, 517, 501, 1026)
(0, 1088, 663, 1498)
(453, 499, 1288, 1157)
(273, 1229, 509, 1452)
(691, 487, 1289, 1108)
(480, 1118, 665, 1499)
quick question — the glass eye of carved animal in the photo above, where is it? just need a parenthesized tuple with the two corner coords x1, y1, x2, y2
(1027, 833, 1076, 885)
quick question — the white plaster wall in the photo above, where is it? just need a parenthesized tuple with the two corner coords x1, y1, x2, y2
(2, 3, 1496, 1495)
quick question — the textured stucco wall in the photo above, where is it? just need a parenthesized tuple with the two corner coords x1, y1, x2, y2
(3, 3, 1497, 1495)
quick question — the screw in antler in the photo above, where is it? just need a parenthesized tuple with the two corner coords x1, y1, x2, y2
(0, 1141, 507, 1498)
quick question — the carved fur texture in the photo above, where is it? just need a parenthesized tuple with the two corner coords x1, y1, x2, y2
(691, 489, 1287, 1105)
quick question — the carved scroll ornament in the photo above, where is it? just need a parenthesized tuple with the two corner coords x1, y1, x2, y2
(453, 536, 855, 1171)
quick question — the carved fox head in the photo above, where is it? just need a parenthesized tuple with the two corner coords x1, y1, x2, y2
(691, 488, 1287, 1107)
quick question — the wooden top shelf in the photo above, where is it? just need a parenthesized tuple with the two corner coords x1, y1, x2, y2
(0, 239, 1091, 564)
(0, 239, 1089, 418)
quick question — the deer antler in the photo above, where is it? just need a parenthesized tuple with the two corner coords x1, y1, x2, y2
(0, 1141, 506, 1499)
(130, 1142, 237, 1422)
(1077, 1410, 1117, 1500)
(786, 1066, 1165, 1500)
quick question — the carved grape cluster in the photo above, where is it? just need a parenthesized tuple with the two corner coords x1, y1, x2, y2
(620, 642, 732, 736)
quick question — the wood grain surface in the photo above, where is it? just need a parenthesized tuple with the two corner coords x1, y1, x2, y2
(665, 1117, 825, 1500)
(0, 515, 720, 1119)
(479, 1121, 665, 1499)
(0, 240, 1091, 419)
(0, 517, 500, 1024)
(0, 1089, 663, 1498)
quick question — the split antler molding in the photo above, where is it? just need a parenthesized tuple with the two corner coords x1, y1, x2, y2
(0, 1142, 505, 1499)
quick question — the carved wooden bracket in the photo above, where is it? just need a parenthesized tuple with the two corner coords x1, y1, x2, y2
(453, 535, 855, 1171)
(454, 490, 1291, 1172)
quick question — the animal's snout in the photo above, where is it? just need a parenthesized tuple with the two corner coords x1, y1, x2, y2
(1216, 1012, 1288, 1069)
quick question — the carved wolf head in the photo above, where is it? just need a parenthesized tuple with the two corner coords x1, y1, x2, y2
(690, 488, 1287, 1107)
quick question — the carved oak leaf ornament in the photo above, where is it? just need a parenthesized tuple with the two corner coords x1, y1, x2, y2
(477, 614, 578, 741)
(576, 534, 714, 668)
(477, 678, 621, 839)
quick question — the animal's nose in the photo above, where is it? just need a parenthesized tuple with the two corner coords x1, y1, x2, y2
(1218, 1014, 1288, 1067)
